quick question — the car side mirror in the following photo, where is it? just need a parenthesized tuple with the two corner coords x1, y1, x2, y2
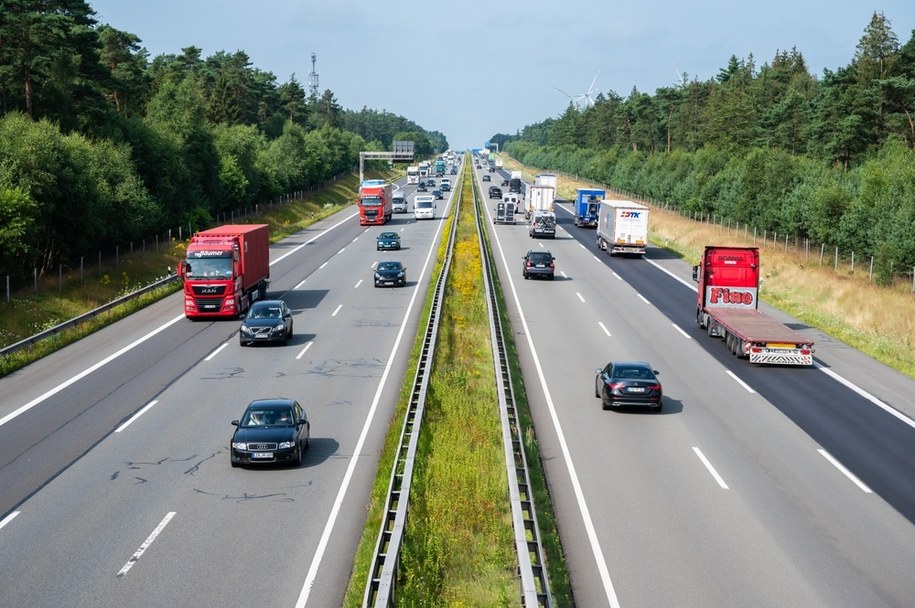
(231, 420, 240, 426)
(594, 368, 603, 374)
(654, 370, 660, 375)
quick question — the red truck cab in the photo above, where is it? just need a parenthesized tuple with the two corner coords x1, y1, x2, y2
(358, 180, 393, 226)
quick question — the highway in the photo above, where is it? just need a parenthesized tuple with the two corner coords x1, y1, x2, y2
(0, 174, 457, 607)
(475, 161, 915, 607)
(3, 156, 915, 608)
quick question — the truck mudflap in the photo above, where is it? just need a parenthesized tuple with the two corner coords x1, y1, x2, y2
(749, 347, 813, 366)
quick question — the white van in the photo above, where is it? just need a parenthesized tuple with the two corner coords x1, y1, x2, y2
(414, 195, 435, 220)
(392, 192, 407, 213)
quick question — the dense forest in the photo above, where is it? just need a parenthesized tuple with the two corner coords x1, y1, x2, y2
(495, 12, 915, 283)
(0, 0, 446, 282)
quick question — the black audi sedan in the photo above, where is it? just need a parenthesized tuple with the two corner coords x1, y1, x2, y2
(374, 260, 407, 287)
(239, 300, 293, 346)
(230, 398, 310, 467)
(594, 361, 663, 412)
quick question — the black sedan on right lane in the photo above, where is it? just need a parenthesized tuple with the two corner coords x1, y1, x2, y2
(374, 260, 407, 287)
(595, 361, 663, 412)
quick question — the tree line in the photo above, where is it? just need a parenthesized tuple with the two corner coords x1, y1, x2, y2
(0, 0, 446, 282)
(496, 11, 915, 283)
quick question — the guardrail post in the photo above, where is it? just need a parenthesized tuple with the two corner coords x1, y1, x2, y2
(80, 256, 84, 282)
(34, 267, 37, 292)
(59, 264, 62, 293)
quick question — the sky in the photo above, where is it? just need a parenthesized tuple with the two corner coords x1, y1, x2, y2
(88, 1, 915, 151)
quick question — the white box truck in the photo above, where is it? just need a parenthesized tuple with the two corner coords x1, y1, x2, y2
(596, 200, 649, 256)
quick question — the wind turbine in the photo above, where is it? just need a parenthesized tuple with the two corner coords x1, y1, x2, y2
(555, 71, 600, 108)
(579, 71, 600, 107)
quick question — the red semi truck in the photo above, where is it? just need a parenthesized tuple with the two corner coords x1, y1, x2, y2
(358, 180, 393, 226)
(179, 224, 270, 319)
(693, 246, 814, 366)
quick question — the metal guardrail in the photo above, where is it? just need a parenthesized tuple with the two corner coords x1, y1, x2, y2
(0, 273, 180, 358)
(474, 173, 553, 606)
(363, 166, 463, 607)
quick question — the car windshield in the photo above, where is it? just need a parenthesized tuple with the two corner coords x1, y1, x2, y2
(248, 304, 281, 319)
(529, 253, 552, 263)
(379, 232, 397, 239)
(378, 262, 402, 271)
(243, 408, 293, 427)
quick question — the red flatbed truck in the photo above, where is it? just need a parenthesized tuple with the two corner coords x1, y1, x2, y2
(693, 246, 814, 366)
(179, 224, 270, 319)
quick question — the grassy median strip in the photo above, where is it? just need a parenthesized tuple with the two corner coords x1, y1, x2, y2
(344, 165, 518, 606)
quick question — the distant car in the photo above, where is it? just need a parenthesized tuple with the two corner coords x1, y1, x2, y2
(440, 179, 451, 191)
(476, 163, 482, 169)
(416, 182, 427, 192)
(488, 186, 502, 199)
(488, 166, 495, 173)
(450, 167, 458, 175)
(501, 179, 510, 187)
(594, 361, 663, 412)
(239, 300, 293, 346)
(521, 250, 556, 280)
(482, 174, 491, 182)
(426, 179, 436, 187)
(376, 231, 401, 251)
(230, 398, 310, 467)
(432, 188, 443, 200)
(374, 260, 407, 287)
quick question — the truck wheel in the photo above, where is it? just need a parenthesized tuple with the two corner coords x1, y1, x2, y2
(696, 310, 706, 328)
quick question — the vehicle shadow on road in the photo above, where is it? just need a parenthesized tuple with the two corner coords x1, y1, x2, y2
(301, 437, 340, 467)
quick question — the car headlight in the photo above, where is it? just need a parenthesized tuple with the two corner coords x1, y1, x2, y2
(374, 273, 382, 279)
(278, 441, 295, 449)
(271, 324, 285, 334)
(232, 442, 247, 450)
(397, 272, 404, 277)
(240, 326, 252, 335)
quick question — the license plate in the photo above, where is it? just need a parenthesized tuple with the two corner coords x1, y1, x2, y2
(252, 452, 273, 459)
(536, 264, 545, 268)
(255, 334, 268, 339)
(627, 387, 646, 393)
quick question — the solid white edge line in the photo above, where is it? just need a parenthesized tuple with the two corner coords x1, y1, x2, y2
(296, 341, 314, 361)
(117, 511, 176, 577)
(1, 213, 361, 430)
(814, 362, 915, 430)
(204, 342, 229, 361)
(725, 369, 756, 393)
(672, 324, 692, 340)
(331, 304, 343, 317)
(692, 447, 730, 489)
(0, 511, 20, 530)
(488, 204, 621, 608)
(818, 449, 873, 493)
(576, 292, 586, 303)
(0, 314, 186, 428)
(294, 191, 452, 607)
(116, 400, 159, 433)
(598, 322, 612, 337)
(643, 257, 915, 428)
